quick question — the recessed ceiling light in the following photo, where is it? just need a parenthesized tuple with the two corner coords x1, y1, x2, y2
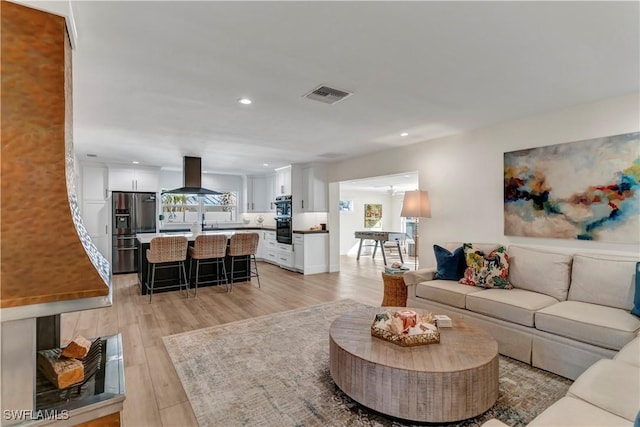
(263, 163, 269, 167)
(400, 132, 409, 137)
(132, 161, 139, 164)
(238, 98, 252, 105)
(203, 170, 209, 174)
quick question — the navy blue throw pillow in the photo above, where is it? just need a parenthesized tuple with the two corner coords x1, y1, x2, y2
(433, 245, 466, 281)
(632, 262, 640, 317)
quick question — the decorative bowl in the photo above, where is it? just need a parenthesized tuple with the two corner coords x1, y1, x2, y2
(371, 310, 440, 347)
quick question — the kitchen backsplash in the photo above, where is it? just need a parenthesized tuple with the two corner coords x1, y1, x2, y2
(159, 211, 327, 231)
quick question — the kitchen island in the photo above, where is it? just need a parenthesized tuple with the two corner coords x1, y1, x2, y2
(136, 231, 259, 295)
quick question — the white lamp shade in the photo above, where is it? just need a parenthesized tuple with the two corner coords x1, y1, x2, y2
(400, 190, 431, 218)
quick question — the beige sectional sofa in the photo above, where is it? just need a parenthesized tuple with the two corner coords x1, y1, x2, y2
(483, 336, 640, 426)
(403, 243, 640, 380)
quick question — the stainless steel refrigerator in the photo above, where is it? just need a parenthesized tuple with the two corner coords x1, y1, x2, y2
(112, 192, 157, 274)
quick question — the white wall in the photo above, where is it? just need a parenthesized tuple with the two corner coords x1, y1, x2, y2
(338, 190, 406, 255)
(328, 93, 640, 268)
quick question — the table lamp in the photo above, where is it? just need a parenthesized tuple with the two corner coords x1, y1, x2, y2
(400, 190, 431, 269)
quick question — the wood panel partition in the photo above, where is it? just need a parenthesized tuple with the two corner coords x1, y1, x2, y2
(1, 1, 109, 308)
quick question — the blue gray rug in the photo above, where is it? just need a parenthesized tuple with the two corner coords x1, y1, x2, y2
(163, 300, 571, 426)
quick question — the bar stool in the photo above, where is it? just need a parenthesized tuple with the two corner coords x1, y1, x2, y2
(227, 233, 260, 292)
(145, 236, 188, 303)
(188, 234, 228, 296)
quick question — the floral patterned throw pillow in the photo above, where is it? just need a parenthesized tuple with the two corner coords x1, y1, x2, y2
(459, 243, 512, 289)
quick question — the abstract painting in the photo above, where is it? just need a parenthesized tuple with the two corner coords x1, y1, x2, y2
(364, 204, 382, 228)
(504, 132, 639, 243)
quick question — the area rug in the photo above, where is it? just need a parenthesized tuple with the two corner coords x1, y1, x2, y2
(163, 300, 572, 427)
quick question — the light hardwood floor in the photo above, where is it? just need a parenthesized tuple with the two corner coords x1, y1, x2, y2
(61, 255, 398, 426)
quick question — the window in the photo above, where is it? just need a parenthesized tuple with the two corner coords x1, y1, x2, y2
(161, 192, 238, 223)
(403, 217, 417, 240)
(339, 199, 354, 213)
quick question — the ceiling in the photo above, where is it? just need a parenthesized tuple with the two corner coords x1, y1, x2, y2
(341, 172, 418, 195)
(25, 1, 640, 176)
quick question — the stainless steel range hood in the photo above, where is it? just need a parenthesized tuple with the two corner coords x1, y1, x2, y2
(162, 156, 222, 195)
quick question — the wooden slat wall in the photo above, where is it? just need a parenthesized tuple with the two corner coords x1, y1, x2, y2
(1, 1, 109, 308)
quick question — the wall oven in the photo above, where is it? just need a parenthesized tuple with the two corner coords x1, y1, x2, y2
(275, 195, 292, 244)
(276, 217, 292, 244)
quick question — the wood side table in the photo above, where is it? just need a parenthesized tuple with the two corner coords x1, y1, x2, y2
(381, 272, 407, 306)
(329, 308, 499, 422)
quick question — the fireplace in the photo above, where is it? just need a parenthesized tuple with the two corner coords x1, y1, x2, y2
(35, 334, 124, 416)
(1, 2, 123, 425)
(2, 318, 125, 426)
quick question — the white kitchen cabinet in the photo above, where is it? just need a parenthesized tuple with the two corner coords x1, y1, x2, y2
(83, 165, 108, 201)
(109, 166, 159, 192)
(262, 230, 278, 265)
(277, 243, 294, 270)
(299, 164, 328, 212)
(294, 233, 329, 275)
(293, 233, 304, 271)
(275, 165, 291, 195)
(247, 174, 276, 212)
(133, 167, 160, 192)
(264, 174, 276, 210)
(82, 201, 110, 259)
(81, 164, 110, 260)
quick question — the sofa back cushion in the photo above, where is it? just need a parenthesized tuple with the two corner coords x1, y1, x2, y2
(508, 245, 572, 301)
(568, 254, 639, 310)
(442, 242, 502, 255)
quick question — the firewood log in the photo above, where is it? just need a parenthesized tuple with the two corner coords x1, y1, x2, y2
(61, 335, 92, 359)
(37, 350, 84, 389)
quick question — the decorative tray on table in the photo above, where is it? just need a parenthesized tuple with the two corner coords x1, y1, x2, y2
(371, 309, 440, 347)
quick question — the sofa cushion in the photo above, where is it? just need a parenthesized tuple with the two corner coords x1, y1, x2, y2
(535, 301, 640, 350)
(507, 245, 572, 301)
(568, 253, 639, 311)
(441, 242, 502, 254)
(614, 336, 640, 367)
(459, 244, 512, 289)
(567, 359, 640, 422)
(466, 289, 558, 327)
(632, 261, 640, 316)
(433, 245, 466, 280)
(528, 396, 631, 427)
(415, 279, 484, 309)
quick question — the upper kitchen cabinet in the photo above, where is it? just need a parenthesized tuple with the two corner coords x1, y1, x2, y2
(108, 165, 159, 192)
(293, 163, 328, 212)
(83, 164, 108, 201)
(247, 174, 276, 212)
(275, 165, 292, 195)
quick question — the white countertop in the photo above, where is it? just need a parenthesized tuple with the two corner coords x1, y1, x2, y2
(136, 230, 258, 244)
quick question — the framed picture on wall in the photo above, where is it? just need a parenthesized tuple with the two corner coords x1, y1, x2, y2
(364, 204, 382, 227)
(504, 131, 639, 243)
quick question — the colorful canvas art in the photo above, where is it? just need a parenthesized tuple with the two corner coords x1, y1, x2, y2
(364, 204, 382, 228)
(504, 132, 639, 243)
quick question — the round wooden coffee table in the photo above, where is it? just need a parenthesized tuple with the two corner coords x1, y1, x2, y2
(329, 307, 499, 422)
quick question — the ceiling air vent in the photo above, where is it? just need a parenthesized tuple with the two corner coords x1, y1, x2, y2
(304, 85, 352, 105)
